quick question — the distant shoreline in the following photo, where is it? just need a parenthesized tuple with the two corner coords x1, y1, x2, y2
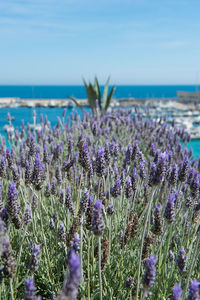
(0, 97, 177, 108)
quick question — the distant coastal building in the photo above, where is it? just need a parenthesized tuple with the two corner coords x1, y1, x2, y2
(177, 91, 200, 103)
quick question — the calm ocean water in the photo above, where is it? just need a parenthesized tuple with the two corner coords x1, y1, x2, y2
(0, 85, 199, 158)
(0, 85, 198, 99)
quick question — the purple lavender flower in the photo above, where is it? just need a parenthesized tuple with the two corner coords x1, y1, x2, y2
(65, 187, 75, 215)
(0, 156, 6, 178)
(107, 205, 115, 215)
(55, 165, 62, 184)
(70, 233, 81, 252)
(153, 204, 163, 235)
(104, 140, 110, 164)
(59, 190, 64, 204)
(31, 154, 45, 190)
(142, 255, 157, 290)
(125, 176, 132, 198)
(6, 182, 21, 229)
(131, 168, 137, 191)
(51, 178, 57, 196)
(24, 278, 41, 300)
(111, 178, 121, 198)
(139, 161, 146, 180)
(29, 244, 41, 272)
(179, 156, 189, 182)
(131, 141, 139, 161)
(44, 183, 50, 197)
(177, 247, 187, 273)
(25, 160, 31, 186)
(79, 142, 90, 171)
(171, 283, 182, 300)
(24, 205, 32, 226)
(58, 223, 66, 242)
(125, 277, 134, 289)
(78, 189, 89, 216)
(169, 164, 178, 186)
(164, 193, 175, 224)
(58, 250, 81, 299)
(96, 146, 106, 177)
(91, 200, 105, 236)
(187, 279, 200, 300)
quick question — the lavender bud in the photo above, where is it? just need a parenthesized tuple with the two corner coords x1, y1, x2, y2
(142, 255, 157, 290)
(107, 205, 115, 215)
(57, 250, 81, 299)
(125, 176, 132, 199)
(177, 247, 187, 273)
(25, 160, 31, 186)
(6, 182, 21, 229)
(78, 190, 89, 216)
(70, 233, 81, 253)
(187, 279, 200, 300)
(65, 187, 75, 215)
(111, 178, 121, 198)
(51, 178, 57, 196)
(24, 278, 41, 300)
(125, 277, 134, 289)
(96, 146, 106, 177)
(24, 205, 32, 226)
(164, 193, 175, 224)
(131, 168, 137, 191)
(0, 156, 6, 178)
(179, 156, 189, 182)
(153, 204, 163, 235)
(59, 190, 64, 204)
(44, 183, 51, 197)
(91, 200, 105, 236)
(29, 244, 40, 272)
(171, 283, 182, 300)
(58, 223, 66, 242)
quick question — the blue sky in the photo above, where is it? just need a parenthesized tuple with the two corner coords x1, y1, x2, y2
(0, 0, 200, 85)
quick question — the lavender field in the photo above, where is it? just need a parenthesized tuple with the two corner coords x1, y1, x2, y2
(0, 108, 200, 299)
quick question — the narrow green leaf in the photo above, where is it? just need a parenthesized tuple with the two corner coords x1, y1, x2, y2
(103, 77, 110, 108)
(94, 76, 102, 110)
(68, 96, 84, 112)
(105, 86, 116, 110)
(86, 83, 98, 109)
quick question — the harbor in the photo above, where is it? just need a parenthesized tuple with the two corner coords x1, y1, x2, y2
(1, 93, 200, 140)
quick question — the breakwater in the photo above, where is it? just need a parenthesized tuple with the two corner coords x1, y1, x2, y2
(0, 97, 179, 108)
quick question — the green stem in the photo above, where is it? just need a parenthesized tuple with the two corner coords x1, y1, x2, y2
(9, 278, 15, 300)
(135, 188, 156, 300)
(183, 231, 200, 298)
(87, 235, 91, 300)
(98, 236, 103, 300)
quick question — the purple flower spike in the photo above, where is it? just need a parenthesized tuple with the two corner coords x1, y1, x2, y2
(58, 250, 81, 299)
(142, 255, 157, 290)
(24, 278, 41, 300)
(96, 146, 106, 177)
(125, 277, 134, 289)
(6, 182, 21, 229)
(177, 247, 187, 273)
(91, 200, 105, 236)
(29, 244, 41, 273)
(188, 279, 200, 300)
(164, 193, 175, 224)
(171, 283, 182, 300)
(111, 178, 121, 198)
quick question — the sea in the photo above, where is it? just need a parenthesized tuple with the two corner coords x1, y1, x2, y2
(0, 85, 199, 158)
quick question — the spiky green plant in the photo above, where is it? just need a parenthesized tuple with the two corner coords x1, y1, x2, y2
(69, 77, 116, 111)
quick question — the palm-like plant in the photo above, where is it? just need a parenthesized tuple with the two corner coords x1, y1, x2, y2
(69, 77, 116, 112)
